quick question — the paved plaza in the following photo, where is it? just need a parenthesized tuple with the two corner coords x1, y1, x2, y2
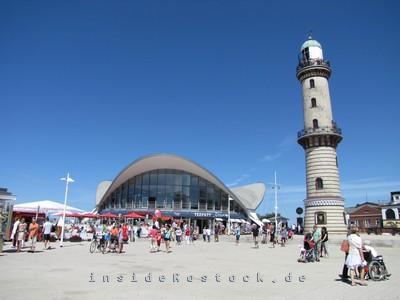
(1, 235, 399, 300)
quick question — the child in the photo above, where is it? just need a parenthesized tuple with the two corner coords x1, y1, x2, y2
(149, 225, 158, 252)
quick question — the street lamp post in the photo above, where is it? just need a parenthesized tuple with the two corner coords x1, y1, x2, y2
(228, 196, 233, 235)
(274, 171, 278, 232)
(60, 173, 74, 247)
(267, 172, 280, 232)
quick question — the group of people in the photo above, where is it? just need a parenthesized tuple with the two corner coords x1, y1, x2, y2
(298, 225, 329, 263)
(339, 226, 390, 286)
(233, 222, 293, 247)
(11, 217, 54, 253)
(98, 223, 130, 253)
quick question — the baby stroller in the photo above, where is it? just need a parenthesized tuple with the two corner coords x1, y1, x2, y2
(363, 247, 390, 281)
(298, 236, 315, 263)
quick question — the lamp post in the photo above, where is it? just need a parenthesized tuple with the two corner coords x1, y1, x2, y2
(269, 171, 280, 232)
(228, 196, 233, 235)
(60, 173, 74, 247)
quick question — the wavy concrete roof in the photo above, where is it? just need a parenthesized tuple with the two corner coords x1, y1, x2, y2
(97, 153, 256, 212)
(230, 183, 266, 211)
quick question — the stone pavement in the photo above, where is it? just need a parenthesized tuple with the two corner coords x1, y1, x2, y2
(0, 234, 399, 300)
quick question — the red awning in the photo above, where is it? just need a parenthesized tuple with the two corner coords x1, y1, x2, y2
(81, 212, 99, 218)
(99, 213, 118, 218)
(53, 211, 83, 218)
(152, 215, 172, 221)
(124, 212, 144, 218)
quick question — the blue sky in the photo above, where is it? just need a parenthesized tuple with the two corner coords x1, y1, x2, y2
(1, 1, 399, 223)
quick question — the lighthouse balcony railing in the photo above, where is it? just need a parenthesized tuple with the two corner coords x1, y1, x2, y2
(297, 126, 342, 138)
(297, 58, 331, 71)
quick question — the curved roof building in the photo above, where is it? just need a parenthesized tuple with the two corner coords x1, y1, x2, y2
(96, 154, 265, 225)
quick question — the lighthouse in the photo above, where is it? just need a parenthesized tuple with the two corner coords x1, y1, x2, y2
(296, 36, 347, 234)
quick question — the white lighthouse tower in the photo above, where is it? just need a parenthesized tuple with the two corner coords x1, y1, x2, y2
(296, 35, 347, 234)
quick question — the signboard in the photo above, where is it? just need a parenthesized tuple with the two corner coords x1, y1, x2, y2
(383, 220, 400, 229)
(104, 209, 245, 220)
(296, 207, 304, 215)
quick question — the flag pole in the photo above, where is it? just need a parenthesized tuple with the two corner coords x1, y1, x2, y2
(60, 173, 74, 247)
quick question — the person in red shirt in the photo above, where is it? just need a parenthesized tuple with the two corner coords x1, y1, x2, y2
(148, 225, 158, 252)
(122, 223, 128, 242)
(185, 227, 190, 245)
(28, 218, 39, 253)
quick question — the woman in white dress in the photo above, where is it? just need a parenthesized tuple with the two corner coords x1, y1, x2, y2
(345, 227, 367, 286)
(17, 218, 27, 252)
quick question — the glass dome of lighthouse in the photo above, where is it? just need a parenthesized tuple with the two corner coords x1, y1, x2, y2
(301, 35, 324, 60)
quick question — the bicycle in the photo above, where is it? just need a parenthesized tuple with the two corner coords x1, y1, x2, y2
(89, 234, 106, 253)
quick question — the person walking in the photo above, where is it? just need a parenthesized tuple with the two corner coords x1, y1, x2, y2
(185, 226, 190, 245)
(117, 225, 124, 253)
(270, 224, 276, 248)
(149, 225, 157, 252)
(175, 227, 182, 245)
(339, 229, 350, 282)
(122, 223, 129, 243)
(262, 224, 268, 244)
(345, 227, 367, 286)
(164, 225, 172, 253)
(311, 225, 321, 261)
(28, 218, 39, 253)
(280, 225, 287, 247)
(206, 226, 211, 242)
(202, 227, 207, 242)
(214, 224, 219, 242)
(42, 217, 52, 250)
(251, 224, 259, 248)
(11, 217, 20, 248)
(320, 226, 329, 258)
(16, 218, 27, 252)
(189, 226, 195, 245)
(235, 224, 241, 246)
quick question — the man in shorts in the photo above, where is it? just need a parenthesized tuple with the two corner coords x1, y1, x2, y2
(42, 217, 52, 250)
(28, 218, 39, 252)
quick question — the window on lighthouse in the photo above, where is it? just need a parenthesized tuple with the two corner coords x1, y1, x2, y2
(313, 119, 319, 129)
(311, 98, 317, 108)
(310, 79, 315, 88)
(316, 178, 324, 190)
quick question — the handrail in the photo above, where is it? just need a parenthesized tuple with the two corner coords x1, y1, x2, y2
(298, 126, 342, 138)
(297, 59, 331, 71)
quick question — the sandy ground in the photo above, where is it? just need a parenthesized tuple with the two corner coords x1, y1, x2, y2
(0, 234, 399, 300)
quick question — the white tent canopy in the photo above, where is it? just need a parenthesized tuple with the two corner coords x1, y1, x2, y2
(13, 200, 84, 214)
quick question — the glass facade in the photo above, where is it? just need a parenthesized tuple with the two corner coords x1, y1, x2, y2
(99, 169, 245, 215)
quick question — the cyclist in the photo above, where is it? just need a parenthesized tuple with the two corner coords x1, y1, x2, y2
(109, 225, 118, 251)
